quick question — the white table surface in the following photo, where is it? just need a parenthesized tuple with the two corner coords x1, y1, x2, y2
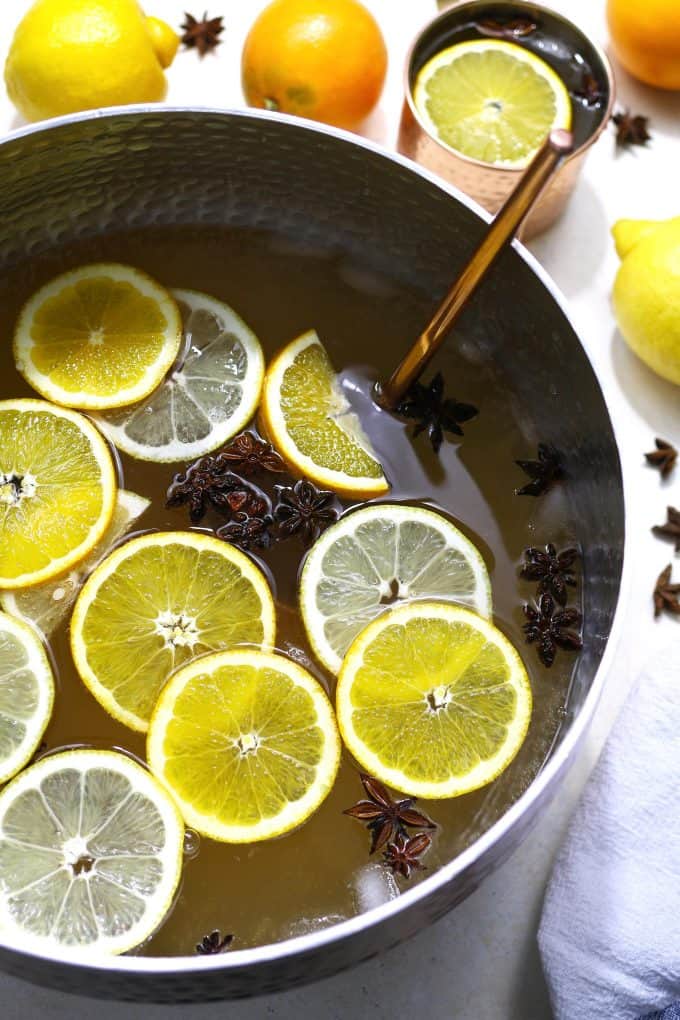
(1, 1, 679, 1017)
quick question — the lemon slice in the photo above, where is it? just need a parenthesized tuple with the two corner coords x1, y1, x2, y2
(413, 40, 572, 168)
(13, 263, 183, 410)
(260, 330, 389, 498)
(94, 289, 265, 463)
(0, 612, 55, 784)
(0, 749, 183, 956)
(0, 399, 117, 590)
(148, 649, 341, 842)
(337, 601, 531, 798)
(71, 531, 276, 733)
(1, 490, 149, 640)
(300, 503, 492, 675)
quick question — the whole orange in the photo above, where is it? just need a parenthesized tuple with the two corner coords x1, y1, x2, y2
(241, 0, 388, 129)
(607, 0, 680, 90)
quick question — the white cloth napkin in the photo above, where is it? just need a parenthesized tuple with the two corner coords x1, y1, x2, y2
(538, 641, 680, 1020)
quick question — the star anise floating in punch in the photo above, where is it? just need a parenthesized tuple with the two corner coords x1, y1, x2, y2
(522, 593, 583, 668)
(652, 507, 680, 552)
(382, 833, 433, 880)
(573, 72, 604, 107)
(645, 438, 677, 480)
(611, 109, 652, 149)
(180, 11, 225, 57)
(343, 773, 436, 855)
(653, 564, 680, 618)
(273, 479, 339, 546)
(475, 17, 537, 39)
(219, 432, 286, 477)
(216, 511, 273, 551)
(166, 457, 269, 524)
(520, 544, 579, 605)
(515, 442, 564, 497)
(195, 929, 233, 955)
(395, 371, 478, 454)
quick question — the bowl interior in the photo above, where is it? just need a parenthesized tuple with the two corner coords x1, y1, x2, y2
(0, 109, 624, 985)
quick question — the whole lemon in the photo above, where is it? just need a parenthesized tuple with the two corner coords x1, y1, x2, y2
(607, 0, 680, 90)
(612, 217, 680, 385)
(242, 0, 388, 130)
(5, 0, 179, 123)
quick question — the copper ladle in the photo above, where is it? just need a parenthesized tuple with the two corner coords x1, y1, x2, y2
(376, 128, 574, 410)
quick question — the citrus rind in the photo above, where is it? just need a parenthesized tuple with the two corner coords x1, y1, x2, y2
(0, 611, 55, 784)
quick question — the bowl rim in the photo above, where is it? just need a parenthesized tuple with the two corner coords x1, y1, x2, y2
(0, 104, 631, 976)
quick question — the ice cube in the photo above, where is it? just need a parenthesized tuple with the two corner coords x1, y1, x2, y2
(353, 862, 400, 913)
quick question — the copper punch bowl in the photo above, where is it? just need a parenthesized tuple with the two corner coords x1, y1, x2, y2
(0, 108, 626, 1002)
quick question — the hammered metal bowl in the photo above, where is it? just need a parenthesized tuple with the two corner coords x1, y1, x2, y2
(0, 108, 626, 1002)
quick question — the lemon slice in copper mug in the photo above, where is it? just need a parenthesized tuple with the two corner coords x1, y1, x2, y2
(413, 39, 572, 168)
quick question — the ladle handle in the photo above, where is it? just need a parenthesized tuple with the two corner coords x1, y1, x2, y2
(377, 128, 574, 409)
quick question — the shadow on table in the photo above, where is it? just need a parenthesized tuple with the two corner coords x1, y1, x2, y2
(610, 328, 680, 445)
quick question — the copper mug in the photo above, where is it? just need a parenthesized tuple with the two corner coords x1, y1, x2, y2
(398, 0, 615, 237)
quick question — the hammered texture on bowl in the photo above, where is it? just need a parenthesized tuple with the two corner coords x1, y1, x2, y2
(0, 109, 624, 1002)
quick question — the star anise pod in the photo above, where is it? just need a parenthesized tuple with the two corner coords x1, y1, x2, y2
(523, 593, 583, 668)
(219, 488, 269, 518)
(520, 544, 579, 605)
(219, 432, 286, 476)
(515, 443, 564, 497)
(195, 930, 233, 955)
(573, 72, 603, 107)
(611, 109, 651, 149)
(395, 371, 478, 453)
(383, 833, 432, 880)
(273, 479, 339, 546)
(180, 11, 225, 57)
(476, 17, 537, 39)
(343, 773, 436, 855)
(652, 507, 680, 552)
(653, 564, 680, 618)
(217, 511, 273, 551)
(645, 438, 677, 479)
(166, 458, 242, 522)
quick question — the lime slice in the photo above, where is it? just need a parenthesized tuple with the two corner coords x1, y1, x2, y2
(413, 39, 572, 168)
(336, 601, 532, 798)
(260, 330, 389, 498)
(94, 289, 265, 463)
(0, 611, 55, 784)
(71, 531, 276, 732)
(300, 503, 492, 675)
(1, 489, 149, 639)
(0, 399, 117, 589)
(13, 263, 182, 410)
(0, 749, 183, 956)
(148, 649, 341, 842)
